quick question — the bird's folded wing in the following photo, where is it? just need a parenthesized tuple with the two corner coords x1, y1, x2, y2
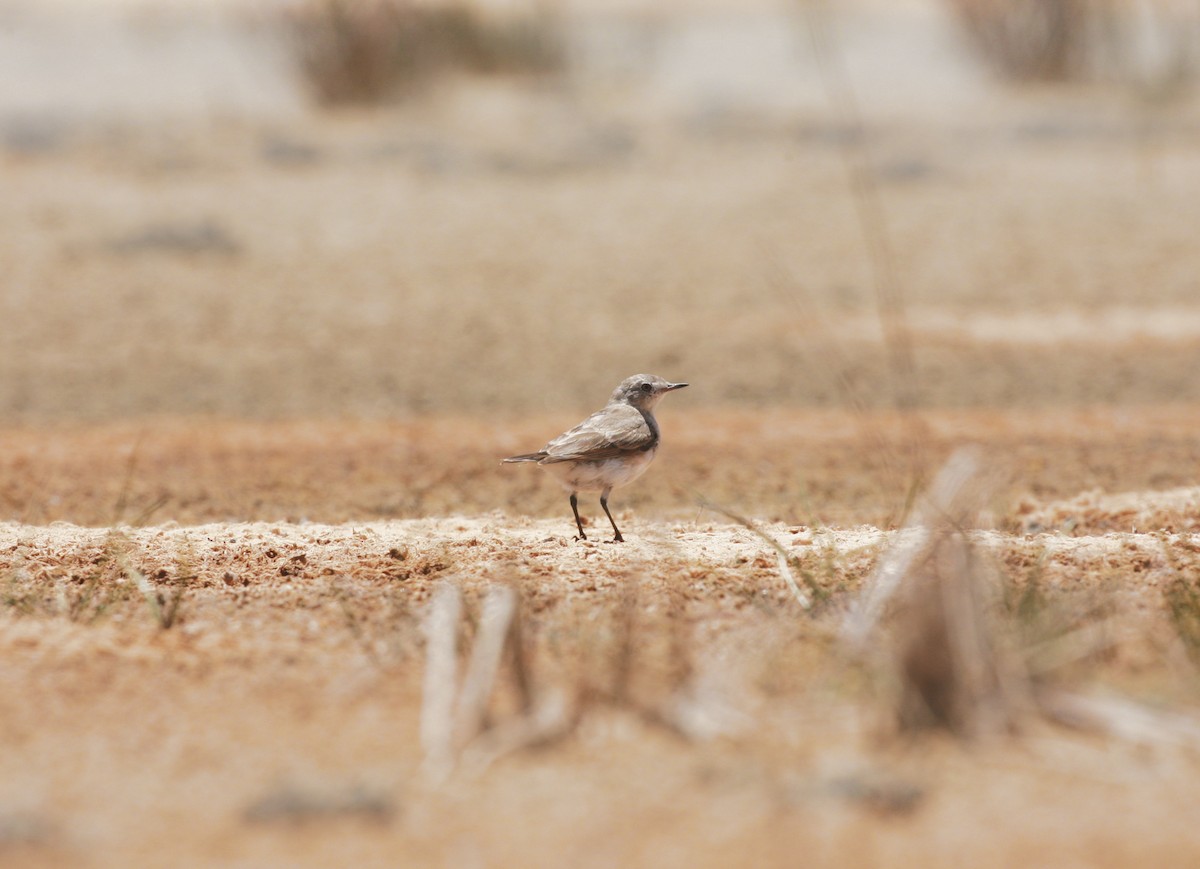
(539, 406, 654, 463)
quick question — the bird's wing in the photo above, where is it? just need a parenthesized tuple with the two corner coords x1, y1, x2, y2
(539, 405, 655, 463)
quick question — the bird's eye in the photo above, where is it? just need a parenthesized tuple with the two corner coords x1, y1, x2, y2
(640, 382, 653, 393)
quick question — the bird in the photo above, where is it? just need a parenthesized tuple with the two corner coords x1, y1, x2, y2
(503, 374, 688, 542)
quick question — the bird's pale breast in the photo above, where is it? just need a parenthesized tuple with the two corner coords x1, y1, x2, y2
(541, 448, 657, 493)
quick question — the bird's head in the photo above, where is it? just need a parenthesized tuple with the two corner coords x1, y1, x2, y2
(610, 374, 688, 411)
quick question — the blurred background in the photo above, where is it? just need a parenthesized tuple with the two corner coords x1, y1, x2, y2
(4, 0, 1200, 424)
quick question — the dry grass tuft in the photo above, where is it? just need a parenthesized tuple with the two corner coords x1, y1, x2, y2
(891, 524, 1029, 736)
(844, 448, 1200, 750)
(945, 0, 1200, 87)
(418, 572, 746, 782)
(1165, 573, 1200, 669)
(280, 0, 566, 106)
(421, 582, 573, 781)
(844, 448, 1032, 738)
(947, 0, 1094, 81)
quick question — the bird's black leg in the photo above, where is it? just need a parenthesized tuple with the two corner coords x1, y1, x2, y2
(569, 492, 587, 540)
(600, 490, 624, 543)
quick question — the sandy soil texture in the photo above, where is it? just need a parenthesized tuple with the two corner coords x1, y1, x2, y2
(3, 409, 1200, 868)
(6, 406, 1200, 531)
(2, 507, 1200, 869)
(6, 0, 1200, 865)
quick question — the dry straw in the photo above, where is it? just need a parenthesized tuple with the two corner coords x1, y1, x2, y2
(420, 582, 569, 782)
(946, 0, 1200, 86)
(844, 448, 1200, 748)
(280, 0, 565, 106)
(841, 448, 1033, 738)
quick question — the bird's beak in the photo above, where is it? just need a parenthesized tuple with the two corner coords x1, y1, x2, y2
(666, 382, 689, 391)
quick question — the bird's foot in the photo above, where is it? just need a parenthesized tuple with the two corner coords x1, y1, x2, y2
(608, 533, 624, 544)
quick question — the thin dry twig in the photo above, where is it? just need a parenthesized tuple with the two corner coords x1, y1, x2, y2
(421, 581, 580, 781)
(610, 578, 639, 704)
(506, 589, 535, 715)
(699, 498, 813, 609)
(420, 582, 461, 779)
(896, 526, 1031, 737)
(1039, 690, 1200, 751)
(459, 688, 575, 777)
(1023, 616, 1123, 677)
(842, 447, 985, 649)
(454, 586, 518, 746)
(110, 533, 184, 630)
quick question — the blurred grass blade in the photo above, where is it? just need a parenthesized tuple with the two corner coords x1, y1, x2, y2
(698, 498, 812, 609)
(421, 582, 462, 779)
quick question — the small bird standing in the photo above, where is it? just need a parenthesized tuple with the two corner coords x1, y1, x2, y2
(503, 374, 688, 542)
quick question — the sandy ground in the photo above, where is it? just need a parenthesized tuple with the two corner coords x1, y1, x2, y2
(5, 0, 1200, 865)
(4, 410, 1200, 867)
(3, 509, 1200, 868)
(6, 405, 1200, 530)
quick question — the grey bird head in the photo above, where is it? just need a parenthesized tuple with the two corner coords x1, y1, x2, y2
(609, 374, 688, 411)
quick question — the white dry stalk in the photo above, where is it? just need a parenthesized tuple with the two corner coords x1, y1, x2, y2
(421, 582, 462, 779)
(934, 530, 1027, 737)
(1040, 690, 1200, 752)
(458, 688, 572, 778)
(112, 539, 169, 628)
(841, 447, 982, 651)
(947, 540, 1000, 725)
(698, 499, 811, 608)
(661, 676, 753, 741)
(128, 562, 157, 609)
(773, 546, 812, 610)
(421, 583, 547, 782)
(841, 526, 930, 651)
(1024, 617, 1124, 677)
(453, 586, 518, 748)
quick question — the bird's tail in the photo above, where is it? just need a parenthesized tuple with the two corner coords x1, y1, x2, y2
(502, 452, 546, 463)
